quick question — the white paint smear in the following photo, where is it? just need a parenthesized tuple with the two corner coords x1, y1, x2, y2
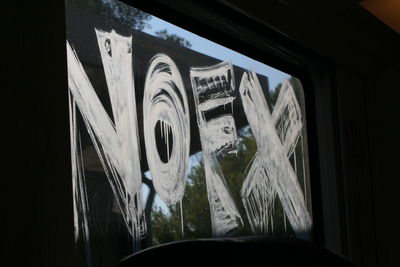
(143, 54, 190, 205)
(204, 115, 238, 153)
(67, 29, 145, 250)
(190, 61, 243, 237)
(67, 26, 311, 248)
(272, 79, 303, 157)
(69, 92, 92, 263)
(239, 71, 312, 236)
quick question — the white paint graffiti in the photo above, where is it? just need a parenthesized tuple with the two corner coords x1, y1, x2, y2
(190, 61, 243, 237)
(67, 29, 145, 249)
(69, 93, 91, 262)
(67, 27, 313, 252)
(272, 79, 303, 158)
(239, 71, 312, 235)
(143, 54, 190, 205)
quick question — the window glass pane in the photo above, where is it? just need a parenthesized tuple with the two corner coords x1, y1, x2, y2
(65, 0, 313, 265)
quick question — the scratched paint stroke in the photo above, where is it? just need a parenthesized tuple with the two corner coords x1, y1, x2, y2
(67, 29, 145, 250)
(69, 93, 92, 264)
(272, 79, 303, 158)
(143, 54, 190, 205)
(190, 61, 243, 237)
(239, 71, 312, 236)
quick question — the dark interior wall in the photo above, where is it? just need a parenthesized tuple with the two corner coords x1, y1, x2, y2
(4, 1, 75, 267)
(224, 0, 400, 76)
(365, 65, 400, 267)
(334, 65, 400, 267)
(3, 0, 399, 266)
(335, 68, 378, 266)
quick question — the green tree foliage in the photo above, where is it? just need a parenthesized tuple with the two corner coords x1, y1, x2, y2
(151, 153, 211, 245)
(66, 1, 193, 48)
(66, 0, 152, 30)
(155, 30, 192, 48)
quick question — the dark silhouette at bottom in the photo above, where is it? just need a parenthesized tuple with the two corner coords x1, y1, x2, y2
(115, 237, 353, 266)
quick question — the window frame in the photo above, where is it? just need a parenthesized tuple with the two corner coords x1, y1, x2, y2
(119, 0, 345, 251)
(66, 0, 347, 257)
